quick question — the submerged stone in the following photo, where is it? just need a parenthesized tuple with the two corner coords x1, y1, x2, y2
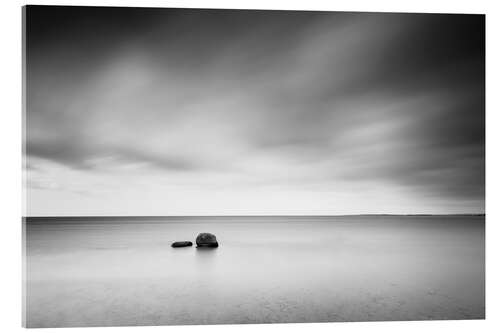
(171, 241, 193, 248)
(196, 233, 219, 248)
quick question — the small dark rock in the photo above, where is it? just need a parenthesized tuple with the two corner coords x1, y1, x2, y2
(171, 241, 193, 248)
(196, 233, 219, 248)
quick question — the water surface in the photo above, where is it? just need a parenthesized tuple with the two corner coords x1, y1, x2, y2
(24, 215, 485, 327)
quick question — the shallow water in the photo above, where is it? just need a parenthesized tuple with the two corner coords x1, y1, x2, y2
(24, 215, 485, 327)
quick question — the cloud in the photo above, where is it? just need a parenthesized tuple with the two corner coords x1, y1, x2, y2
(24, 7, 484, 215)
(26, 138, 202, 171)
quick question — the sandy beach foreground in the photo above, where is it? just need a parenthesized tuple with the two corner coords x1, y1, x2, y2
(23, 215, 484, 327)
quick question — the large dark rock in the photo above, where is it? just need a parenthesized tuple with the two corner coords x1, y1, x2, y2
(196, 233, 219, 248)
(171, 241, 193, 248)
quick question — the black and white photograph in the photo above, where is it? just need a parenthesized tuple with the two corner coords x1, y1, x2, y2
(22, 5, 485, 328)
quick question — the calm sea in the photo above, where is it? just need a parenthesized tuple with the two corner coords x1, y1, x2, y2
(23, 215, 485, 327)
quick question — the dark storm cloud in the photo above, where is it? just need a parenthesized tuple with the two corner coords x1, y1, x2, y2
(25, 6, 484, 214)
(26, 138, 200, 171)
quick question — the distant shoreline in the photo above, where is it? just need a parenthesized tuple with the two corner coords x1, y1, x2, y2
(23, 214, 486, 223)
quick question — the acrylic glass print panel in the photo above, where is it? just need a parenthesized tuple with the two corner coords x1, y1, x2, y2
(22, 5, 485, 328)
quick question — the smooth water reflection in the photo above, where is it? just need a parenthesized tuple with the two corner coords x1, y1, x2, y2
(25, 216, 485, 327)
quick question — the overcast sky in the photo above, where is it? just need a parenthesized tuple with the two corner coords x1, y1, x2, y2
(24, 6, 484, 216)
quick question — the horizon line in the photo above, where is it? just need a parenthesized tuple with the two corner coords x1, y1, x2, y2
(23, 213, 486, 219)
